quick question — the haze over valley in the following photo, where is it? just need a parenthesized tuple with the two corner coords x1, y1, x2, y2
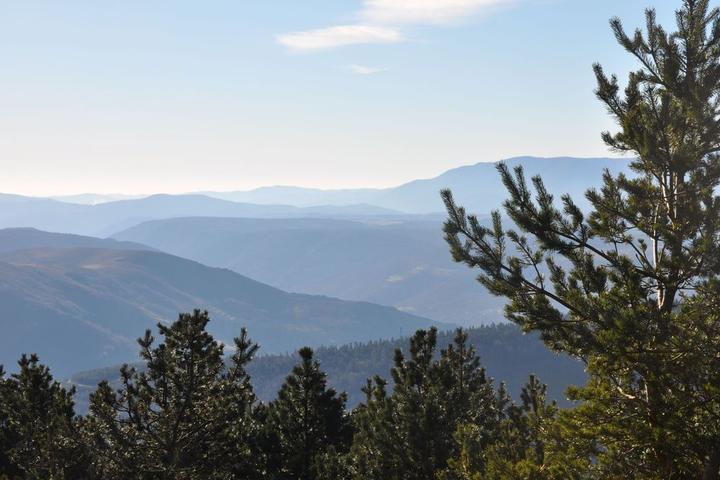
(0, 155, 626, 377)
(0, 156, 610, 409)
(0, 156, 628, 336)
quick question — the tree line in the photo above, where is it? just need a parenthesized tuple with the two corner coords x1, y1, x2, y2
(3, 0, 720, 477)
(69, 323, 585, 410)
(0, 310, 563, 479)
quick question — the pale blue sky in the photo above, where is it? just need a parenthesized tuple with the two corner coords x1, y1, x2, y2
(0, 0, 679, 195)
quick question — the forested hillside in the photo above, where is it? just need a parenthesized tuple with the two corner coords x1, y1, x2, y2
(69, 323, 585, 410)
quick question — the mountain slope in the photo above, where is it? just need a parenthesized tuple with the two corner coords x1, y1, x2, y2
(0, 247, 447, 376)
(0, 227, 151, 253)
(113, 217, 504, 326)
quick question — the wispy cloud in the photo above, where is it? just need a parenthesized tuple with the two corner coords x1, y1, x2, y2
(277, 25, 402, 51)
(361, 0, 507, 25)
(277, 0, 517, 51)
(349, 64, 386, 75)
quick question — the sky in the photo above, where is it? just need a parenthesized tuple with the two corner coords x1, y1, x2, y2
(0, 0, 681, 195)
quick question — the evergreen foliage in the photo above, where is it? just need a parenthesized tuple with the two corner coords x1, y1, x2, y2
(440, 375, 586, 480)
(442, 0, 720, 477)
(349, 328, 496, 480)
(1, 314, 566, 480)
(262, 347, 349, 480)
(82, 310, 262, 479)
(0, 355, 85, 479)
(71, 323, 585, 410)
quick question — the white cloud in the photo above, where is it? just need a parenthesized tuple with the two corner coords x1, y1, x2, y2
(362, 0, 507, 25)
(277, 25, 402, 51)
(277, 0, 517, 52)
(349, 64, 385, 75)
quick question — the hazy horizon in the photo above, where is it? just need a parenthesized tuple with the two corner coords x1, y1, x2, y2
(5, 154, 631, 198)
(1, 1, 672, 196)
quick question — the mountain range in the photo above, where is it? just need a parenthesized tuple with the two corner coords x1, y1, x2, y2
(0, 193, 403, 237)
(0, 230, 445, 376)
(113, 217, 503, 326)
(0, 157, 631, 376)
(2, 157, 630, 237)
(200, 156, 630, 213)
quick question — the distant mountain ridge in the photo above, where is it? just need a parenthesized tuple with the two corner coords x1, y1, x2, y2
(199, 156, 631, 213)
(0, 230, 446, 376)
(0, 193, 404, 236)
(0, 157, 631, 235)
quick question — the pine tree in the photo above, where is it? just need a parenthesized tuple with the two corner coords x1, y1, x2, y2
(313, 445, 353, 480)
(348, 376, 402, 480)
(481, 376, 558, 479)
(388, 328, 447, 480)
(442, 376, 587, 480)
(350, 328, 496, 480)
(442, 1, 720, 477)
(264, 347, 349, 480)
(0, 355, 87, 479)
(83, 310, 261, 479)
(439, 329, 497, 431)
